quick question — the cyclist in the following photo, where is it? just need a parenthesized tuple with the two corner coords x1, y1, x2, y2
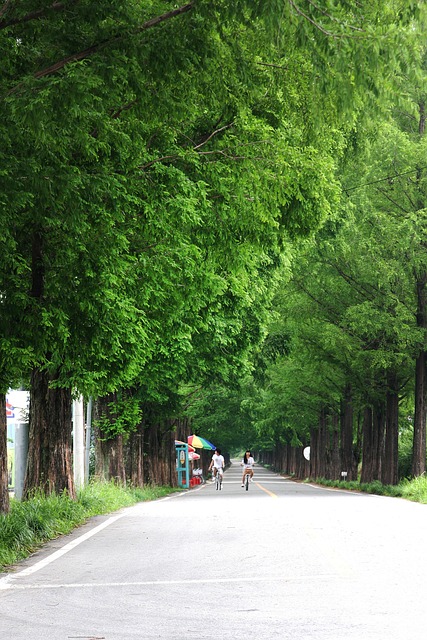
(209, 448, 225, 484)
(241, 450, 255, 487)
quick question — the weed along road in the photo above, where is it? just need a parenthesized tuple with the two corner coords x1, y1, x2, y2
(1, 462, 427, 640)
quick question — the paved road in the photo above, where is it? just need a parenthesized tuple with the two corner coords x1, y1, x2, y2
(1, 461, 427, 639)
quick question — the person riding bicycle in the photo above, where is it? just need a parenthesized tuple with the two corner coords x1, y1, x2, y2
(241, 450, 255, 487)
(209, 448, 225, 483)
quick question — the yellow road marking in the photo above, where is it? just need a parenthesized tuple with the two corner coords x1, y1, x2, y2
(255, 482, 278, 498)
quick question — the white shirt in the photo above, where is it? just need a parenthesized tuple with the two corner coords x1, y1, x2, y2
(242, 456, 254, 469)
(211, 453, 225, 469)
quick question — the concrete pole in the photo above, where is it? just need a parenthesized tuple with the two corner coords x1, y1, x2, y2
(73, 397, 85, 490)
(14, 422, 29, 500)
(84, 397, 93, 483)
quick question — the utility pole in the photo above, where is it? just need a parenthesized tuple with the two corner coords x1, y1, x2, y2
(85, 397, 93, 483)
(73, 396, 85, 489)
(14, 422, 29, 500)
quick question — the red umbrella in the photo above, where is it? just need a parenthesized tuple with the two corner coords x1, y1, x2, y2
(175, 440, 196, 453)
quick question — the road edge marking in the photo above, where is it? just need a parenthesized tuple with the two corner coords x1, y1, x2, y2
(0, 514, 124, 591)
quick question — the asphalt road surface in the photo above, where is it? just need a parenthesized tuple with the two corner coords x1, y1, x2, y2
(1, 460, 427, 640)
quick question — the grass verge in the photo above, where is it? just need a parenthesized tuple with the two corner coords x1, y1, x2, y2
(0, 482, 179, 571)
(306, 475, 427, 503)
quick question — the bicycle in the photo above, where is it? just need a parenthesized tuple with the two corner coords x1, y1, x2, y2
(215, 468, 223, 491)
(192, 469, 205, 485)
(244, 472, 250, 491)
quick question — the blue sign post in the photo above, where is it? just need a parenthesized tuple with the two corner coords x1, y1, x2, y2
(175, 443, 190, 489)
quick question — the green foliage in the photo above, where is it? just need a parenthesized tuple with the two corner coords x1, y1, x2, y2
(94, 393, 143, 439)
(183, 379, 260, 453)
(0, 490, 85, 568)
(400, 475, 427, 503)
(398, 420, 414, 480)
(311, 477, 404, 498)
(1, 0, 345, 403)
(247, 109, 427, 449)
(2, 1, 427, 486)
(310, 475, 427, 503)
(0, 481, 176, 570)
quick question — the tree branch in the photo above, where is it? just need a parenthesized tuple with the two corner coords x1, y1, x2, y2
(305, 0, 364, 32)
(193, 123, 234, 150)
(35, 3, 193, 79)
(139, 137, 273, 170)
(110, 100, 138, 120)
(288, 0, 334, 36)
(7, 2, 193, 92)
(344, 167, 427, 193)
(256, 62, 289, 70)
(374, 186, 412, 215)
(288, 0, 364, 38)
(0, 1, 79, 30)
(139, 154, 179, 170)
(0, 0, 13, 21)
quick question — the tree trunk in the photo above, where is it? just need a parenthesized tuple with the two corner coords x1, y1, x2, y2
(361, 406, 374, 483)
(257, 442, 310, 479)
(354, 409, 363, 471)
(382, 372, 399, 485)
(360, 403, 385, 483)
(126, 421, 145, 486)
(330, 411, 341, 480)
(93, 394, 126, 484)
(142, 419, 165, 485)
(413, 274, 427, 477)
(309, 424, 319, 479)
(412, 101, 427, 476)
(0, 394, 10, 514)
(24, 368, 75, 499)
(96, 432, 126, 483)
(340, 384, 355, 480)
(372, 403, 385, 480)
(136, 410, 177, 486)
(318, 407, 328, 478)
(24, 232, 75, 498)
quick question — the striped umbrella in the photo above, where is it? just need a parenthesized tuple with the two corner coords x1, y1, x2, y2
(187, 434, 216, 450)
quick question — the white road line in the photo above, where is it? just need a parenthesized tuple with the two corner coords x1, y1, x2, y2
(305, 483, 368, 496)
(0, 514, 124, 591)
(221, 480, 286, 484)
(1, 573, 338, 591)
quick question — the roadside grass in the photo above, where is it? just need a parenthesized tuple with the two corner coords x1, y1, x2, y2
(399, 475, 427, 503)
(0, 482, 179, 571)
(306, 475, 427, 502)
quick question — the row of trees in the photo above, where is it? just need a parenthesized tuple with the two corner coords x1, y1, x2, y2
(1, 2, 425, 512)
(188, 33, 427, 484)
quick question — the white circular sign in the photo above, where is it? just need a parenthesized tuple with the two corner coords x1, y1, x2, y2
(303, 446, 310, 461)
